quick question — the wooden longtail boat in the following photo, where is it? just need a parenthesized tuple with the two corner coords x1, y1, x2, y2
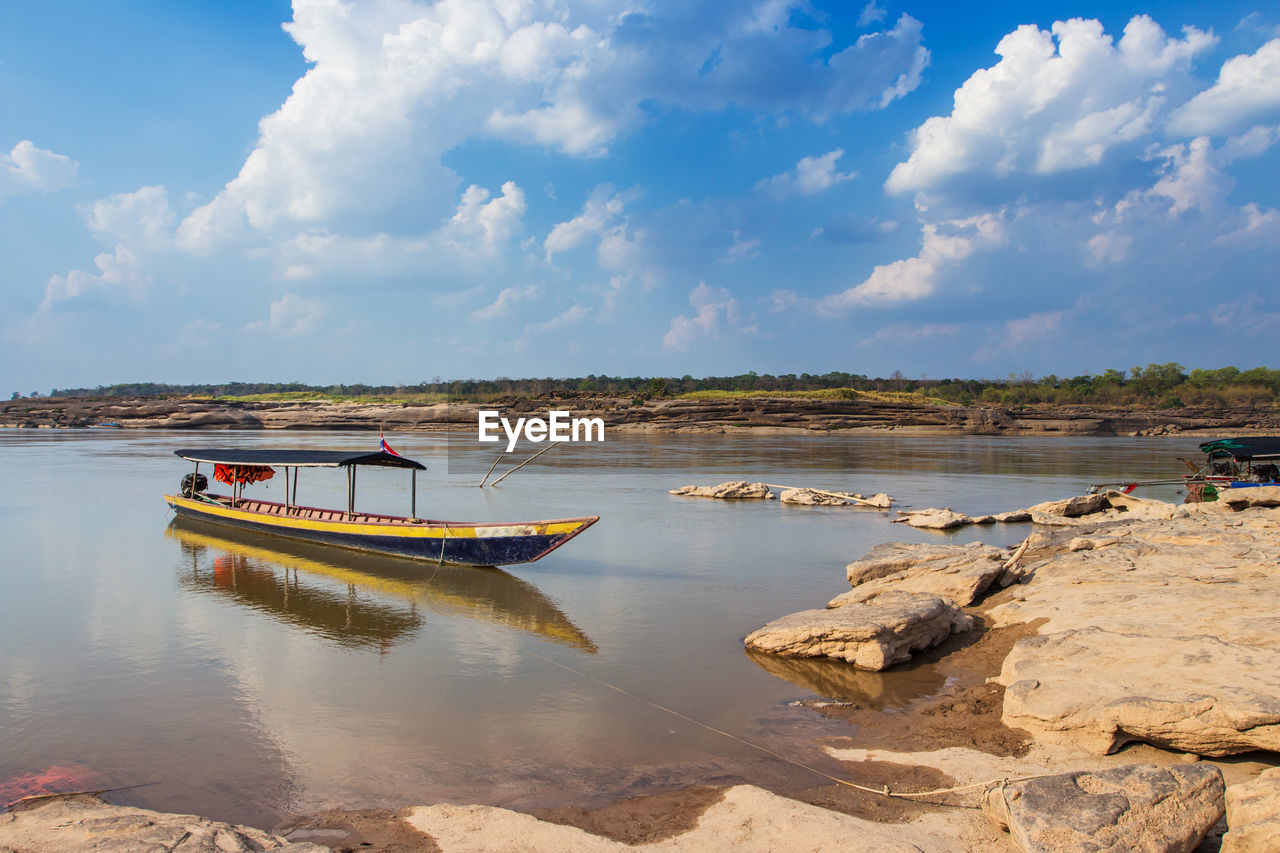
(163, 448, 598, 566)
(1087, 437, 1280, 500)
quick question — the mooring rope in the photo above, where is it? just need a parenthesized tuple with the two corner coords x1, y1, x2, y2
(433, 522, 450, 573)
(1, 781, 162, 814)
(530, 651, 1061, 809)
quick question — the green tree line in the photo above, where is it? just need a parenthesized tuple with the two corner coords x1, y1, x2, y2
(31, 363, 1280, 407)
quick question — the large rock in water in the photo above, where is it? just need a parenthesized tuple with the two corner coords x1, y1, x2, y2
(897, 507, 972, 529)
(779, 488, 850, 506)
(744, 590, 972, 670)
(1221, 767, 1280, 853)
(983, 763, 1224, 853)
(669, 481, 775, 499)
(997, 628, 1280, 756)
(833, 542, 1012, 607)
(0, 794, 328, 852)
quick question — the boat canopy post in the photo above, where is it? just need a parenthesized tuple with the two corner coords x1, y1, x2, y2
(346, 465, 355, 519)
(411, 469, 417, 519)
(292, 467, 299, 509)
(284, 467, 291, 513)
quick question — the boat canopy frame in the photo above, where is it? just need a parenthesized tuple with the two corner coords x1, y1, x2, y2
(173, 448, 426, 520)
(173, 449, 425, 470)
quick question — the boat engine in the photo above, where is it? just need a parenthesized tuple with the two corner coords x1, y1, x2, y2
(180, 472, 208, 498)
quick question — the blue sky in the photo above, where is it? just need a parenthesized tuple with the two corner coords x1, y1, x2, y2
(2, 0, 1278, 391)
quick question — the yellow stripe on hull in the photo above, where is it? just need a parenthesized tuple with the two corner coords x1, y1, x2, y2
(163, 495, 588, 540)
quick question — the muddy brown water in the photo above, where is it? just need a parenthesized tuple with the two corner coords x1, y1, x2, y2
(0, 429, 1203, 827)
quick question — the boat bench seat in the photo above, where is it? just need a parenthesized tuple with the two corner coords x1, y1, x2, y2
(232, 500, 406, 526)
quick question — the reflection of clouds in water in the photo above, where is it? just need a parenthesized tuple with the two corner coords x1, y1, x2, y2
(1, 658, 40, 714)
(447, 620, 526, 679)
(84, 550, 178, 674)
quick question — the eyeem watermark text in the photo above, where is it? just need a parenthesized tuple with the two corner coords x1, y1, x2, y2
(478, 410, 605, 452)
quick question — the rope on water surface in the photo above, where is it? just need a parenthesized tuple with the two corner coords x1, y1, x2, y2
(530, 651, 1061, 809)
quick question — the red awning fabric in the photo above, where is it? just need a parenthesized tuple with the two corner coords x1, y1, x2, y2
(214, 463, 276, 486)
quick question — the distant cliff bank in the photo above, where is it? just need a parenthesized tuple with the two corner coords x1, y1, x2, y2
(4, 395, 1279, 436)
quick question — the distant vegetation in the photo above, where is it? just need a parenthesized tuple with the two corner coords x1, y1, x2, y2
(33, 364, 1280, 408)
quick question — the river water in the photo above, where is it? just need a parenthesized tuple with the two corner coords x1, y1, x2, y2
(0, 428, 1205, 827)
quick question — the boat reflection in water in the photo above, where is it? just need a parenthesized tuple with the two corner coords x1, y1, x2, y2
(167, 517, 596, 653)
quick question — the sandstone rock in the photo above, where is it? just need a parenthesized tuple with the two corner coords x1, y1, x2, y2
(0, 794, 329, 852)
(896, 507, 972, 529)
(984, 511, 1280, 654)
(744, 591, 972, 670)
(1221, 767, 1280, 853)
(1219, 485, 1280, 510)
(405, 784, 983, 852)
(994, 510, 1033, 523)
(1067, 535, 1122, 552)
(777, 489, 893, 508)
(1100, 490, 1179, 521)
(669, 481, 775, 499)
(779, 488, 850, 506)
(983, 763, 1224, 853)
(833, 542, 1011, 607)
(1026, 493, 1111, 519)
(998, 628, 1280, 756)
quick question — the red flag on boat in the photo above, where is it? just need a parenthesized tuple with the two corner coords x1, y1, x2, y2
(379, 433, 401, 456)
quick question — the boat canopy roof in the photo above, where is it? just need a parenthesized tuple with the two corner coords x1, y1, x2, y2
(174, 448, 426, 470)
(1199, 437, 1280, 461)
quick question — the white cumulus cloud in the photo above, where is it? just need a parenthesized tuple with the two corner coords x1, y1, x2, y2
(443, 181, 527, 255)
(1170, 39, 1280, 135)
(174, 0, 931, 253)
(886, 16, 1216, 196)
(859, 321, 961, 346)
(245, 293, 325, 336)
(1, 140, 78, 201)
(545, 186, 628, 260)
(41, 245, 147, 310)
(470, 283, 541, 321)
(523, 303, 589, 335)
(818, 213, 1005, 312)
(756, 149, 856, 196)
(84, 185, 175, 248)
(662, 282, 756, 351)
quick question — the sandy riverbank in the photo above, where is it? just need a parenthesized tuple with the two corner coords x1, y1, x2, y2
(4, 394, 1280, 436)
(5, 491, 1280, 850)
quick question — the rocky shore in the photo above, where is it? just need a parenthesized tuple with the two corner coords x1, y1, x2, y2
(740, 487, 1280, 851)
(5, 394, 1280, 435)
(4, 488, 1280, 850)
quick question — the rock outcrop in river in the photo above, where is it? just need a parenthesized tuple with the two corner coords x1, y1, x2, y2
(743, 591, 972, 669)
(668, 481, 775, 499)
(747, 491, 1280, 850)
